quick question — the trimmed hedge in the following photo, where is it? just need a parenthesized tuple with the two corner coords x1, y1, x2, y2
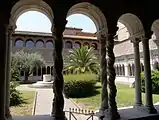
(10, 81, 24, 106)
(141, 71, 159, 94)
(63, 74, 97, 98)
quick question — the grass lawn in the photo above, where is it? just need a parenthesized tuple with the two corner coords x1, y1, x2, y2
(72, 82, 159, 110)
(10, 90, 35, 116)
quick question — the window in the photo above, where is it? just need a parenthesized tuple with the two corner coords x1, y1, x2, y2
(46, 40, 53, 48)
(74, 42, 81, 48)
(36, 40, 44, 48)
(91, 43, 97, 50)
(83, 42, 90, 48)
(65, 41, 72, 49)
(26, 39, 34, 48)
(15, 39, 23, 47)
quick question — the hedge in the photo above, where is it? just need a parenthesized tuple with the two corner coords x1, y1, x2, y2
(141, 70, 159, 94)
(63, 74, 97, 98)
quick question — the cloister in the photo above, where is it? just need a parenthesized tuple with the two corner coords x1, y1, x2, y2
(1, 0, 159, 120)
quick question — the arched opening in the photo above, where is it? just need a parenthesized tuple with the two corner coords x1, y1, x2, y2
(83, 42, 90, 48)
(47, 66, 51, 74)
(36, 39, 44, 48)
(25, 39, 34, 48)
(91, 43, 98, 50)
(15, 38, 24, 47)
(141, 63, 144, 72)
(74, 41, 81, 48)
(65, 41, 72, 49)
(46, 40, 54, 49)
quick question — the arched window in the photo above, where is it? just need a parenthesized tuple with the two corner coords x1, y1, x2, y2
(46, 40, 53, 48)
(74, 41, 81, 48)
(51, 66, 53, 75)
(26, 39, 34, 48)
(141, 63, 144, 72)
(38, 67, 41, 76)
(91, 43, 97, 50)
(122, 64, 125, 76)
(33, 67, 37, 76)
(116, 65, 119, 76)
(128, 64, 132, 76)
(15, 39, 24, 47)
(65, 41, 72, 49)
(153, 61, 159, 70)
(119, 65, 122, 76)
(47, 66, 50, 74)
(132, 64, 135, 76)
(42, 67, 46, 75)
(36, 39, 44, 48)
(83, 42, 90, 48)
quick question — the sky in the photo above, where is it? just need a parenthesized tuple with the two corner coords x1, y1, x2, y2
(16, 11, 97, 33)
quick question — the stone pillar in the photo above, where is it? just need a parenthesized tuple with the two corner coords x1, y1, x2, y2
(98, 32, 108, 112)
(0, 22, 9, 120)
(142, 37, 157, 113)
(107, 34, 120, 119)
(51, 18, 67, 120)
(5, 25, 13, 119)
(131, 37, 142, 107)
(124, 63, 129, 77)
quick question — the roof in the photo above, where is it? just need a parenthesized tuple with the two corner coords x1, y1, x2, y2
(13, 31, 97, 40)
(114, 39, 158, 57)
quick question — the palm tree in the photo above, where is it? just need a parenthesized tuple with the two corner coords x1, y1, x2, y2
(64, 46, 99, 74)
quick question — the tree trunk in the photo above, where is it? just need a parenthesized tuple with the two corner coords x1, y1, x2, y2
(24, 71, 29, 82)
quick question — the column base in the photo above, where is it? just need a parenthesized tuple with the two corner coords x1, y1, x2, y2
(97, 109, 120, 120)
(133, 103, 143, 109)
(144, 105, 157, 114)
(51, 111, 67, 120)
(5, 109, 12, 120)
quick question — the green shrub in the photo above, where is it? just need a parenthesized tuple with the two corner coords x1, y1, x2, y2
(141, 71, 159, 94)
(10, 81, 24, 106)
(63, 74, 97, 98)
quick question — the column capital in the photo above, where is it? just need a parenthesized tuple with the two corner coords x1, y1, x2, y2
(130, 36, 141, 45)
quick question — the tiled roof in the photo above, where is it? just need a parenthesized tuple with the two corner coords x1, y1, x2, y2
(13, 31, 97, 40)
(114, 39, 158, 57)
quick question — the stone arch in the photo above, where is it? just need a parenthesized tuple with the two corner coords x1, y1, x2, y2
(151, 19, 159, 39)
(36, 39, 44, 48)
(67, 2, 108, 33)
(47, 66, 51, 74)
(46, 40, 53, 48)
(122, 64, 125, 76)
(141, 63, 144, 72)
(74, 41, 81, 48)
(25, 39, 34, 48)
(118, 13, 145, 37)
(91, 42, 98, 50)
(10, 0, 54, 27)
(83, 42, 90, 48)
(15, 38, 24, 47)
(65, 41, 72, 49)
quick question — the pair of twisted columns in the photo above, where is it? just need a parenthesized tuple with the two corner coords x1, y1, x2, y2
(131, 36, 157, 113)
(99, 32, 120, 120)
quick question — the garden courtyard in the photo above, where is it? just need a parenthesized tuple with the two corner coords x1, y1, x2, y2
(11, 81, 159, 117)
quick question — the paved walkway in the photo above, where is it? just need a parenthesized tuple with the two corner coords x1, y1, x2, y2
(16, 84, 97, 119)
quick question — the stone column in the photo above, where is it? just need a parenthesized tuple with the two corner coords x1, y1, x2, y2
(107, 34, 120, 119)
(142, 37, 157, 113)
(98, 32, 108, 112)
(131, 37, 142, 107)
(124, 63, 129, 77)
(51, 18, 67, 120)
(5, 25, 13, 119)
(0, 22, 9, 120)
